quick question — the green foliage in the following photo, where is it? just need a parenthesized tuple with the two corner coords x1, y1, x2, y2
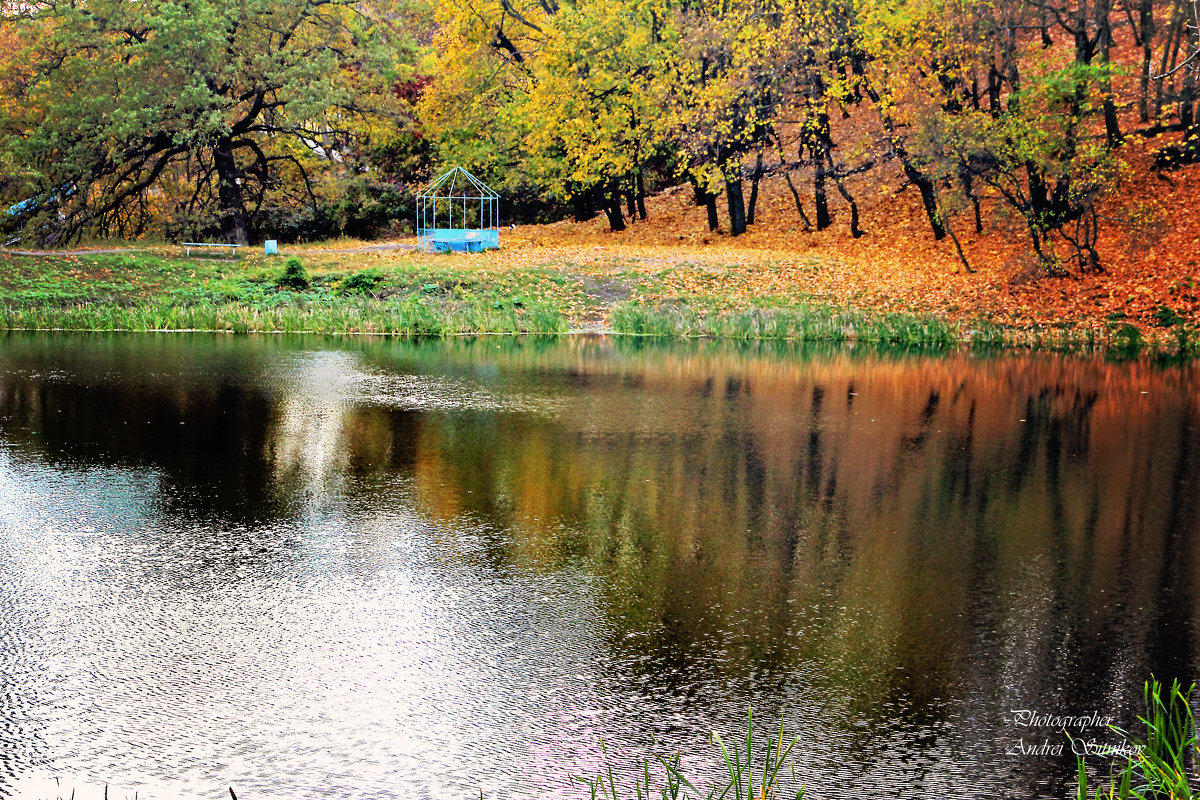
(278, 258, 310, 290)
(1109, 323, 1145, 356)
(255, 176, 417, 243)
(340, 269, 385, 295)
(1076, 678, 1198, 800)
(1173, 326, 1199, 359)
(921, 59, 1126, 274)
(0, 0, 416, 245)
(320, 179, 414, 241)
(1152, 305, 1185, 328)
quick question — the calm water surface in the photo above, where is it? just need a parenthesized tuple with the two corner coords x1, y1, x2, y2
(0, 333, 1196, 799)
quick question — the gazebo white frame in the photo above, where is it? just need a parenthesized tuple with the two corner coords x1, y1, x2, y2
(415, 167, 500, 252)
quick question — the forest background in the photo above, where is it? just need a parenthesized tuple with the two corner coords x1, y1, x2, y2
(1, 0, 1199, 334)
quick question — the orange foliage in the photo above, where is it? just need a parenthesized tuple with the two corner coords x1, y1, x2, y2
(500, 131, 1199, 336)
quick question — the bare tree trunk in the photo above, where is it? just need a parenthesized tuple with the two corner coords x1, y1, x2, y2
(782, 175, 812, 229)
(777, 142, 812, 228)
(213, 136, 249, 245)
(725, 164, 746, 236)
(691, 174, 720, 231)
(746, 147, 764, 226)
(785, 176, 812, 229)
(1099, 2, 1123, 145)
(987, 66, 1002, 116)
(935, 193, 973, 273)
(635, 170, 647, 220)
(1156, 2, 1187, 118)
(600, 186, 625, 231)
(814, 156, 831, 230)
(826, 155, 864, 239)
(572, 190, 597, 222)
(901, 161, 946, 240)
(604, 201, 626, 231)
(1140, 0, 1155, 122)
(1182, 14, 1199, 128)
(704, 191, 719, 231)
(859, 75, 946, 239)
(962, 168, 983, 233)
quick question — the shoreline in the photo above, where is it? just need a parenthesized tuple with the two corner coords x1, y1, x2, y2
(0, 245, 1194, 358)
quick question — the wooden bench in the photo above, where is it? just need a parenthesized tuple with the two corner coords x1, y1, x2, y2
(182, 242, 243, 257)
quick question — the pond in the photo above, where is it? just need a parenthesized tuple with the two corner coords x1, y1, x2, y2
(0, 332, 1196, 799)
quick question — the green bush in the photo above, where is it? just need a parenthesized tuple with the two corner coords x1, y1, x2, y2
(1152, 304, 1184, 328)
(277, 257, 309, 290)
(1109, 322, 1143, 355)
(340, 268, 383, 295)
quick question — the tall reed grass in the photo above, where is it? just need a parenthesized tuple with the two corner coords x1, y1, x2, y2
(610, 300, 1198, 357)
(1076, 678, 1197, 800)
(575, 681, 1196, 800)
(574, 709, 805, 800)
(0, 296, 569, 336)
(610, 302, 958, 346)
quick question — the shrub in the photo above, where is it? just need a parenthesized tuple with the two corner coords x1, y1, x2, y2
(340, 269, 383, 295)
(1109, 322, 1143, 356)
(277, 257, 309, 290)
(1152, 304, 1184, 328)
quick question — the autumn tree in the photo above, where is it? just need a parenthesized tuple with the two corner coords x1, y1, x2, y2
(418, 0, 554, 220)
(1148, 0, 1200, 168)
(669, 0, 792, 235)
(524, 0, 675, 230)
(936, 61, 1125, 273)
(787, 0, 871, 237)
(0, 0, 412, 244)
(423, 0, 676, 230)
(854, 0, 1007, 263)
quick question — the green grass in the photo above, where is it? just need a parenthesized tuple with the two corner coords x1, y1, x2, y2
(575, 708, 805, 800)
(612, 300, 975, 346)
(0, 251, 573, 335)
(0, 248, 1195, 355)
(1076, 678, 1198, 800)
(0, 296, 568, 335)
(609, 299, 1200, 357)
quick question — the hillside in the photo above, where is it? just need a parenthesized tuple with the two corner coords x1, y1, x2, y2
(501, 132, 1199, 339)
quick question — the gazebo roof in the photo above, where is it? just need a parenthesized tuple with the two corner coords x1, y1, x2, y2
(416, 167, 499, 201)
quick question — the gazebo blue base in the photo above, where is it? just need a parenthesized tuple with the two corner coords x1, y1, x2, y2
(419, 228, 500, 252)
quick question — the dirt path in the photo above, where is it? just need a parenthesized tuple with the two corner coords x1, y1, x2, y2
(292, 242, 416, 255)
(2, 242, 417, 258)
(1, 247, 137, 256)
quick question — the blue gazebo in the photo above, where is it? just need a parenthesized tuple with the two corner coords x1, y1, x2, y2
(415, 167, 500, 252)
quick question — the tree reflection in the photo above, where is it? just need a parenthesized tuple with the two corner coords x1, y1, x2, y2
(375, 339, 1200, 750)
(0, 332, 1196, 796)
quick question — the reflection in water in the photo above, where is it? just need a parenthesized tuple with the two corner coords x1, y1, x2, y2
(0, 332, 1196, 799)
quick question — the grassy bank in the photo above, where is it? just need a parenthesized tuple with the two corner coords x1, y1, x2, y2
(0, 246, 1195, 356)
(0, 296, 570, 336)
(0, 249, 576, 335)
